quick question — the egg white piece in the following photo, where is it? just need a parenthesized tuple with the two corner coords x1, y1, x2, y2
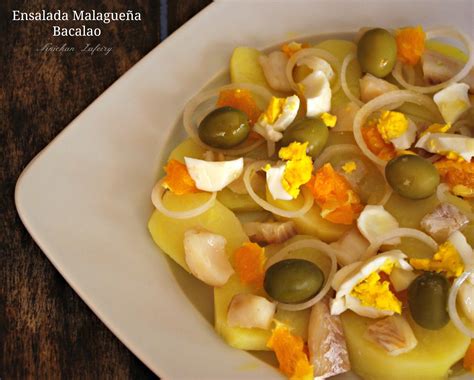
(330, 250, 412, 318)
(415, 132, 474, 161)
(300, 70, 332, 117)
(390, 119, 417, 150)
(266, 164, 292, 201)
(185, 157, 243, 192)
(254, 95, 300, 142)
(433, 82, 471, 124)
(357, 205, 401, 246)
(297, 56, 335, 83)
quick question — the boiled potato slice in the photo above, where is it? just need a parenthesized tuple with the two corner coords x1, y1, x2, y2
(167, 138, 206, 163)
(217, 188, 262, 212)
(265, 187, 350, 242)
(341, 311, 470, 380)
(148, 193, 247, 271)
(230, 47, 271, 90)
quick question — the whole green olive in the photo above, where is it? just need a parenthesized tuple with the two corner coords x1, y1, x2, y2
(264, 259, 325, 304)
(357, 28, 397, 78)
(385, 155, 440, 199)
(198, 106, 250, 149)
(281, 118, 329, 159)
(408, 272, 450, 330)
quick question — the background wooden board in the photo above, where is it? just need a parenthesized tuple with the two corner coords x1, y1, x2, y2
(0, 1, 211, 378)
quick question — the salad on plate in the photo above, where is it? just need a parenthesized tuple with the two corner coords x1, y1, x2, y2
(148, 25, 474, 380)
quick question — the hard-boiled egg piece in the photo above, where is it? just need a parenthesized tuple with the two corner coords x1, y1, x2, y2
(390, 119, 417, 150)
(184, 157, 243, 192)
(357, 205, 401, 245)
(183, 229, 234, 287)
(266, 164, 292, 200)
(433, 83, 471, 124)
(415, 132, 474, 161)
(254, 95, 300, 142)
(227, 293, 276, 329)
(300, 70, 332, 117)
(297, 56, 335, 83)
(330, 250, 412, 318)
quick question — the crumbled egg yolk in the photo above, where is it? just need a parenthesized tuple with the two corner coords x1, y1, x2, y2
(342, 161, 357, 174)
(162, 159, 199, 195)
(362, 120, 397, 160)
(306, 163, 363, 225)
(321, 112, 337, 128)
(233, 242, 266, 288)
(435, 158, 474, 197)
(421, 123, 451, 136)
(267, 321, 314, 380)
(279, 142, 313, 199)
(216, 89, 261, 125)
(260, 96, 287, 124)
(351, 261, 402, 314)
(281, 41, 310, 58)
(377, 111, 408, 141)
(410, 241, 464, 278)
(396, 26, 425, 65)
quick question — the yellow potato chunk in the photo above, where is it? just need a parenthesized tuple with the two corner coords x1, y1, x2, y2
(341, 311, 470, 380)
(167, 138, 206, 163)
(148, 193, 247, 271)
(217, 188, 262, 212)
(230, 47, 271, 90)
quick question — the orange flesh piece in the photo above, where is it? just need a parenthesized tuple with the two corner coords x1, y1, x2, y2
(162, 159, 199, 195)
(216, 89, 261, 125)
(233, 242, 266, 289)
(435, 159, 474, 191)
(361, 122, 396, 161)
(396, 26, 426, 66)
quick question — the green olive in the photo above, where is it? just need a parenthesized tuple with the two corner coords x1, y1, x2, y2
(198, 106, 250, 149)
(408, 272, 450, 330)
(264, 259, 325, 304)
(385, 155, 440, 199)
(357, 28, 397, 78)
(281, 118, 329, 159)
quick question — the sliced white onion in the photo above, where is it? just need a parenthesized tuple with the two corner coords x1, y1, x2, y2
(182, 83, 271, 156)
(285, 48, 341, 94)
(392, 27, 474, 94)
(151, 179, 217, 219)
(341, 53, 363, 107)
(448, 270, 474, 338)
(436, 183, 474, 221)
(362, 227, 438, 260)
(243, 161, 314, 218)
(313, 144, 392, 206)
(402, 64, 416, 85)
(353, 90, 441, 167)
(265, 239, 338, 311)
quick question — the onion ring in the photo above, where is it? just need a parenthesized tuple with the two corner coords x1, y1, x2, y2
(362, 227, 438, 260)
(436, 183, 474, 220)
(182, 83, 271, 156)
(151, 179, 217, 219)
(285, 48, 341, 95)
(265, 238, 338, 311)
(341, 53, 363, 106)
(392, 27, 474, 94)
(353, 90, 441, 167)
(243, 161, 314, 218)
(448, 270, 474, 338)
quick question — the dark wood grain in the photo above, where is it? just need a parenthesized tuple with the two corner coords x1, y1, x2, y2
(0, 1, 210, 378)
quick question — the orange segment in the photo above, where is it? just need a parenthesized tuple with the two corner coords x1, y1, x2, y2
(216, 89, 261, 125)
(162, 159, 199, 195)
(233, 242, 266, 288)
(435, 158, 474, 195)
(267, 322, 314, 380)
(306, 163, 363, 225)
(464, 340, 474, 373)
(361, 121, 396, 161)
(396, 26, 426, 65)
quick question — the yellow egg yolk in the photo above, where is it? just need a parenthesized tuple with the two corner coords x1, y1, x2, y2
(410, 241, 464, 278)
(421, 123, 451, 136)
(376, 111, 408, 142)
(321, 112, 337, 128)
(342, 161, 357, 173)
(279, 142, 313, 199)
(281, 41, 310, 57)
(261, 96, 286, 124)
(351, 262, 402, 314)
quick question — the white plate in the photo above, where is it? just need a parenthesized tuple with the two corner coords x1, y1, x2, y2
(15, 1, 473, 379)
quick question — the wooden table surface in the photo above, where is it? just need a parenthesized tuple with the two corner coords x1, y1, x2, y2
(0, 1, 211, 378)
